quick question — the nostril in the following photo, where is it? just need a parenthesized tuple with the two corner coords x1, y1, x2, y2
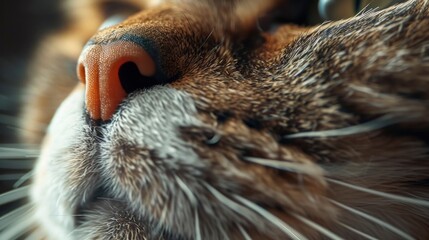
(118, 61, 161, 93)
(77, 41, 158, 121)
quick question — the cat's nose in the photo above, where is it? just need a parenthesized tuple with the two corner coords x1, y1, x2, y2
(77, 41, 156, 121)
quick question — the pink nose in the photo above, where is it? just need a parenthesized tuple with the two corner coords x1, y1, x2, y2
(77, 41, 156, 121)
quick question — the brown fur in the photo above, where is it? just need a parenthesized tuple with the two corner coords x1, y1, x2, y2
(21, 0, 429, 239)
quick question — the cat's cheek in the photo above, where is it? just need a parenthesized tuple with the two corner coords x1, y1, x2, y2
(31, 135, 73, 239)
(31, 83, 86, 239)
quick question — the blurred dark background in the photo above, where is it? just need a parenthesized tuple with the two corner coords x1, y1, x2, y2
(0, 0, 65, 144)
(0, 0, 66, 215)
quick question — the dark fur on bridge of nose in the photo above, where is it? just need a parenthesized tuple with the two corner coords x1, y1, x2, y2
(119, 61, 161, 94)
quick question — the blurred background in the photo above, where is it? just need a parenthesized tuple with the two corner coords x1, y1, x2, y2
(0, 0, 64, 144)
(0, 0, 66, 217)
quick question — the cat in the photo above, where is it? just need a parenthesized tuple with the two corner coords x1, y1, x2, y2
(2, 0, 429, 239)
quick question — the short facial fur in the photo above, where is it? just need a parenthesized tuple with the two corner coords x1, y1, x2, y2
(16, 0, 429, 239)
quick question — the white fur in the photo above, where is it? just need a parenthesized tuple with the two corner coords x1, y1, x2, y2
(31, 87, 86, 239)
(32, 85, 204, 239)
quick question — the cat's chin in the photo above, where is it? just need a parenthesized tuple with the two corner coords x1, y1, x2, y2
(72, 192, 192, 239)
(31, 85, 205, 239)
(31, 84, 332, 239)
(72, 198, 168, 239)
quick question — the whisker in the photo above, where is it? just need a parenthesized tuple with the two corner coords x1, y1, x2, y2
(205, 183, 270, 218)
(196, 28, 214, 53)
(14, 171, 33, 188)
(0, 144, 38, 148)
(206, 182, 266, 215)
(0, 185, 30, 206)
(0, 204, 33, 231)
(238, 225, 252, 240)
(176, 176, 202, 238)
(338, 222, 379, 240)
(0, 209, 35, 240)
(292, 214, 343, 240)
(175, 176, 197, 205)
(203, 183, 257, 234)
(0, 147, 39, 158)
(243, 157, 324, 176)
(355, 3, 374, 16)
(194, 208, 202, 240)
(330, 199, 414, 240)
(159, 204, 168, 225)
(234, 195, 307, 240)
(205, 183, 294, 239)
(283, 115, 403, 139)
(0, 159, 34, 169)
(328, 178, 429, 207)
(0, 173, 26, 181)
